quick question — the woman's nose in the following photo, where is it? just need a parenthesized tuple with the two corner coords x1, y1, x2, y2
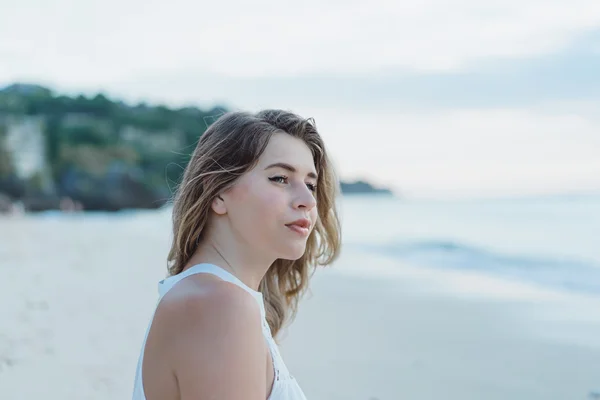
(293, 184, 317, 210)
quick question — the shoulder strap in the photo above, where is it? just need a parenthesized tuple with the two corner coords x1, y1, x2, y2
(157, 263, 265, 312)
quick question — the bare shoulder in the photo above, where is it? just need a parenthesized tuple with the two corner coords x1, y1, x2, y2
(151, 276, 268, 400)
(158, 275, 262, 328)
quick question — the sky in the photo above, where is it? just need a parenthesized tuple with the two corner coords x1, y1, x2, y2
(1, 0, 600, 199)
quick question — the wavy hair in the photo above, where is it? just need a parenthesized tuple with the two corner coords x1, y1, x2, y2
(167, 109, 341, 337)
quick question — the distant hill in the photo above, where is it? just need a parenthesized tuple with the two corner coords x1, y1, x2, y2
(1, 83, 52, 97)
(0, 83, 394, 211)
(340, 180, 393, 195)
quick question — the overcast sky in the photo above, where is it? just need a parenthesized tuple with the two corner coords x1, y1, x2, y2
(2, 0, 599, 199)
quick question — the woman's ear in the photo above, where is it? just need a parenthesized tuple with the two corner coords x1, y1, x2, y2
(211, 194, 227, 215)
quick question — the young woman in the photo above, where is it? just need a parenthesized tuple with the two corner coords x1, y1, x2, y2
(132, 109, 342, 400)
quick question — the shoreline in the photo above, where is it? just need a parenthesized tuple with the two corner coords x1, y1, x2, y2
(1, 215, 599, 399)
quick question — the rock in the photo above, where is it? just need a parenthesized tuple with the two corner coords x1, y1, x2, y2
(0, 193, 13, 213)
(21, 195, 62, 212)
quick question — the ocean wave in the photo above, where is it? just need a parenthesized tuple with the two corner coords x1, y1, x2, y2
(357, 239, 600, 294)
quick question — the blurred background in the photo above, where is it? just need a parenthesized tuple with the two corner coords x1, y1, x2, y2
(1, 1, 599, 399)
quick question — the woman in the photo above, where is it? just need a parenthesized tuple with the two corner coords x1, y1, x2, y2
(132, 109, 342, 400)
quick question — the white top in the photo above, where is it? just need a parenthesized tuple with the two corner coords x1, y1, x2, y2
(131, 263, 308, 400)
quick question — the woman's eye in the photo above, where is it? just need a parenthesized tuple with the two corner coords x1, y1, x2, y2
(269, 176, 288, 184)
(270, 176, 316, 192)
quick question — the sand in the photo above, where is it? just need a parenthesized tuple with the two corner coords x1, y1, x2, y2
(281, 267, 600, 400)
(1, 212, 599, 400)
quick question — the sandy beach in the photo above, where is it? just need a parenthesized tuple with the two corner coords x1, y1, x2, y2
(1, 212, 599, 400)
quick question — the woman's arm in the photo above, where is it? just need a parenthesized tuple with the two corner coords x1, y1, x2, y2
(164, 281, 268, 400)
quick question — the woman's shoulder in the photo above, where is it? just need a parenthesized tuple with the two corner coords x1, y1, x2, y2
(157, 274, 263, 334)
(143, 275, 269, 399)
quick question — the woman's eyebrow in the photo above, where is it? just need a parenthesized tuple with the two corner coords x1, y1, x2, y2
(264, 162, 318, 179)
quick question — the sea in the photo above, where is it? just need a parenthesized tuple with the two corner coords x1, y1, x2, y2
(29, 192, 600, 297)
(338, 193, 600, 296)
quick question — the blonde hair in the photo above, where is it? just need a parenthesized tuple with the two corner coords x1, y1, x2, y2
(167, 109, 341, 337)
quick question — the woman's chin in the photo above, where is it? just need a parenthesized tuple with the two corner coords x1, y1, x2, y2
(278, 244, 307, 261)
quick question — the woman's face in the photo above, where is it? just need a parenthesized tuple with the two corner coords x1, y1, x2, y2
(215, 132, 319, 261)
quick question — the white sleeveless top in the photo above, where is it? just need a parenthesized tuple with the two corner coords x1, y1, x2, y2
(131, 263, 308, 400)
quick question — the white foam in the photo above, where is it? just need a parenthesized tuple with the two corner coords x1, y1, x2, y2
(329, 249, 589, 303)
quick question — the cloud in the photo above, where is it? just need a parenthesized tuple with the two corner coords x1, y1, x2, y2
(90, 31, 600, 113)
(2, 0, 600, 85)
(18, 27, 595, 116)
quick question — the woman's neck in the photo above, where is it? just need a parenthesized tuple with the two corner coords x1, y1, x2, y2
(186, 233, 274, 291)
